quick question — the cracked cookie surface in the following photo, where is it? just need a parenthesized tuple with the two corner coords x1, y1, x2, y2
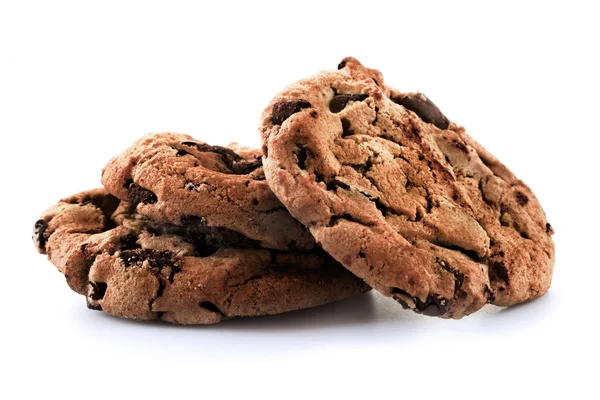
(33, 189, 369, 324)
(101, 133, 315, 251)
(259, 57, 555, 318)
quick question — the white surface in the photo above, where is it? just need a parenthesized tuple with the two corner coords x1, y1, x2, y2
(1, 1, 598, 399)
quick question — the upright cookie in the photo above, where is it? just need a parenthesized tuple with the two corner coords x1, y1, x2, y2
(33, 189, 369, 324)
(259, 57, 555, 318)
(102, 133, 315, 251)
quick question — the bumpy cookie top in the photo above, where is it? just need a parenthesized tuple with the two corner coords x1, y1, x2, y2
(260, 57, 554, 318)
(33, 189, 369, 324)
(101, 133, 315, 251)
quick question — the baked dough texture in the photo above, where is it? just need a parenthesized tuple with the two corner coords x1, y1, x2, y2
(259, 57, 554, 318)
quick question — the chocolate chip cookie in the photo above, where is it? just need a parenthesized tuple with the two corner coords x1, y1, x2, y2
(33, 189, 369, 324)
(101, 133, 315, 251)
(259, 57, 555, 318)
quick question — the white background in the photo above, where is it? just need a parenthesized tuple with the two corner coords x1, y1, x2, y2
(1, 1, 598, 399)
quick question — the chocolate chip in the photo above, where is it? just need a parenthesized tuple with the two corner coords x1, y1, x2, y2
(391, 287, 414, 310)
(341, 118, 354, 138)
(128, 183, 157, 206)
(415, 294, 451, 317)
(516, 191, 529, 206)
(295, 145, 309, 169)
(372, 106, 379, 125)
(180, 215, 260, 255)
(492, 261, 509, 282)
(86, 299, 102, 311)
(329, 94, 368, 113)
(452, 139, 469, 154)
(181, 142, 242, 165)
(231, 158, 263, 175)
(546, 223, 554, 234)
(176, 149, 190, 156)
(32, 219, 48, 252)
(337, 60, 347, 69)
(120, 234, 141, 250)
(182, 141, 242, 162)
(120, 249, 177, 270)
(391, 93, 449, 130)
(272, 100, 312, 125)
(391, 288, 450, 316)
(199, 301, 221, 314)
(437, 259, 464, 293)
(183, 142, 253, 175)
(89, 281, 107, 300)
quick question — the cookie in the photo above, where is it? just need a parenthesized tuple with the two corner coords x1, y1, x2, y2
(101, 133, 315, 251)
(259, 57, 555, 318)
(33, 189, 369, 324)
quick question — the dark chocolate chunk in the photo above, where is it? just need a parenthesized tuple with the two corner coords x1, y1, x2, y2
(272, 100, 312, 125)
(180, 215, 260, 255)
(120, 249, 177, 270)
(128, 183, 158, 206)
(516, 191, 529, 206)
(33, 219, 48, 252)
(437, 259, 465, 293)
(86, 299, 102, 311)
(120, 234, 141, 250)
(231, 158, 263, 175)
(453, 139, 469, 154)
(391, 287, 414, 310)
(392, 288, 450, 316)
(329, 94, 368, 113)
(181, 141, 242, 162)
(485, 286, 496, 303)
(89, 281, 107, 300)
(391, 93, 449, 130)
(492, 261, 509, 282)
(295, 145, 309, 169)
(341, 118, 354, 138)
(546, 222, 554, 234)
(337, 60, 347, 69)
(414, 294, 451, 317)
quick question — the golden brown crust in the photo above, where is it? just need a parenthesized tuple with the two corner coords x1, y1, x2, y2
(33, 189, 369, 324)
(101, 133, 315, 251)
(259, 57, 554, 318)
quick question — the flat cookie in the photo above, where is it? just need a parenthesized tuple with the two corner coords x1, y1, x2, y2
(101, 133, 315, 251)
(33, 189, 369, 324)
(259, 57, 555, 318)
